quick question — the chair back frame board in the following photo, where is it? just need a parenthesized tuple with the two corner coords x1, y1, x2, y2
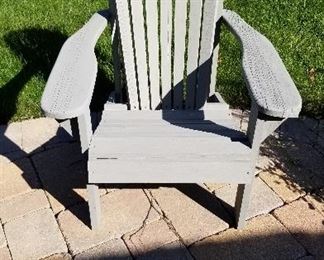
(113, 0, 223, 110)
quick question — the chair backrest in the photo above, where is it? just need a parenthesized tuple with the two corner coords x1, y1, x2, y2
(113, 0, 223, 110)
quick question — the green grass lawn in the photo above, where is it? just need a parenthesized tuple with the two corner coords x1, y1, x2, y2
(0, 0, 323, 124)
(220, 0, 324, 118)
(0, 0, 112, 123)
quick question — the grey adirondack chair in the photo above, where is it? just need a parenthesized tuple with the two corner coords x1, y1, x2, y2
(41, 0, 302, 229)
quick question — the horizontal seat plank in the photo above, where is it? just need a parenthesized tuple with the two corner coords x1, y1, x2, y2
(99, 120, 235, 127)
(100, 106, 231, 122)
(94, 122, 246, 139)
(88, 160, 252, 184)
(90, 136, 250, 159)
(89, 109, 251, 184)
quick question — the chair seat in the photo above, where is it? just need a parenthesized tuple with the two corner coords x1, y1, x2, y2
(88, 107, 252, 183)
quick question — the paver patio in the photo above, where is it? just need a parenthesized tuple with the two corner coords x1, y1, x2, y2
(0, 110, 323, 259)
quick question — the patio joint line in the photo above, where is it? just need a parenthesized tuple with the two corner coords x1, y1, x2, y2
(126, 189, 156, 242)
(28, 156, 71, 256)
(300, 195, 324, 218)
(270, 205, 310, 256)
(144, 189, 197, 260)
(120, 236, 136, 260)
(1, 221, 13, 260)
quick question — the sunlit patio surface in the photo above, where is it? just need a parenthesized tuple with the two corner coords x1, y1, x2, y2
(0, 110, 323, 259)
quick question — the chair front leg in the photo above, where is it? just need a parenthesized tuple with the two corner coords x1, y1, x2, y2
(234, 102, 285, 228)
(87, 184, 101, 229)
(235, 182, 253, 228)
(77, 108, 92, 153)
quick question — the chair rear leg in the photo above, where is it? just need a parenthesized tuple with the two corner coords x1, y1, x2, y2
(234, 182, 253, 229)
(87, 184, 101, 229)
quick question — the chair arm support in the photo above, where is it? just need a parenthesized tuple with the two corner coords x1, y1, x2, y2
(222, 9, 302, 118)
(41, 10, 112, 120)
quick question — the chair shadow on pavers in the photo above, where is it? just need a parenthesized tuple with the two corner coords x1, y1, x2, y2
(257, 118, 324, 203)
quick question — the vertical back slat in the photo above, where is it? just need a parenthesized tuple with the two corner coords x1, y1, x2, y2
(196, 0, 223, 109)
(130, 0, 150, 110)
(160, 1, 173, 109)
(209, 34, 220, 98)
(208, 1, 223, 98)
(112, 24, 122, 102)
(115, 0, 139, 109)
(145, 0, 160, 109)
(110, 0, 122, 102)
(185, 0, 203, 109)
(173, 0, 188, 109)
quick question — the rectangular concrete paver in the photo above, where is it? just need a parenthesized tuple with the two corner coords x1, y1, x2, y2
(138, 240, 193, 260)
(74, 238, 132, 260)
(0, 123, 22, 155)
(214, 177, 283, 219)
(4, 208, 67, 260)
(256, 149, 275, 175)
(0, 247, 11, 260)
(0, 150, 26, 164)
(257, 123, 324, 200)
(190, 214, 306, 260)
(21, 118, 72, 154)
(150, 186, 229, 245)
(279, 118, 322, 148)
(124, 219, 178, 257)
(0, 189, 49, 223)
(259, 167, 306, 203)
(279, 119, 324, 175)
(0, 158, 40, 201)
(305, 189, 324, 217)
(0, 224, 6, 248)
(273, 199, 324, 259)
(32, 144, 90, 214)
(285, 144, 324, 180)
(57, 189, 159, 255)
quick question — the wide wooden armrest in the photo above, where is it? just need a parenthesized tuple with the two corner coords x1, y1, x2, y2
(41, 10, 112, 120)
(222, 9, 302, 118)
